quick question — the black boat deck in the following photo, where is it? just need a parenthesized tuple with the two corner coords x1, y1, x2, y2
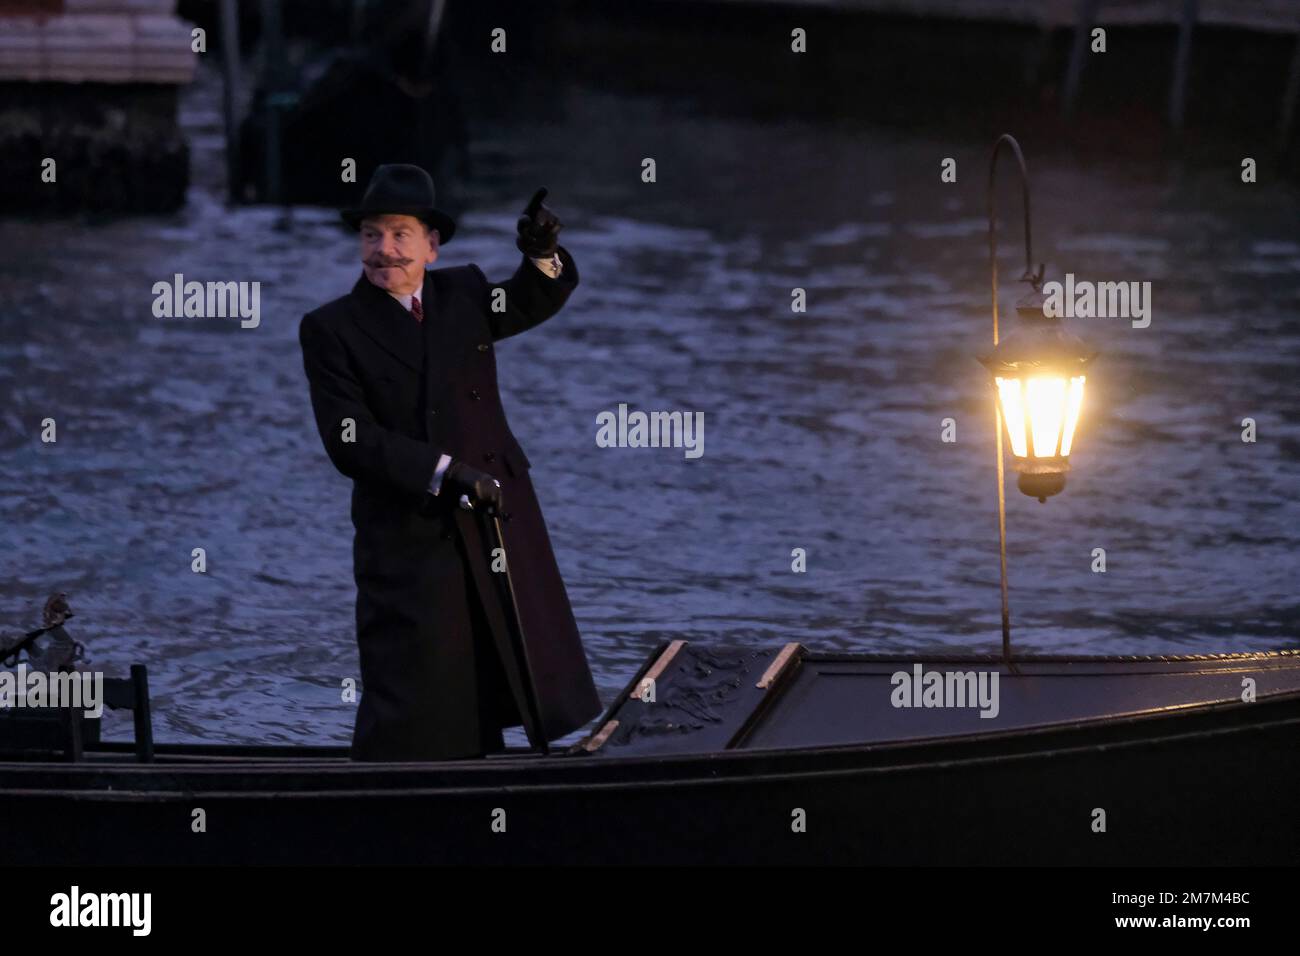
(576, 642, 1300, 757)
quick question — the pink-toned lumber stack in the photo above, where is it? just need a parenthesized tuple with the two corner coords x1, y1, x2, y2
(0, 0, 196, 84)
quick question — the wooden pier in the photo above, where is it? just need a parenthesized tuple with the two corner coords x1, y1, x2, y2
(592, 0, 1300, 144)
(647, 0, 1300, 33)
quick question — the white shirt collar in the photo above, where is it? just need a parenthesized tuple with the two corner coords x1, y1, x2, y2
(387, 284, 423, 312)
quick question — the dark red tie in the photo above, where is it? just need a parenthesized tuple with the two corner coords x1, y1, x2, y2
(410, 296, 423, 323)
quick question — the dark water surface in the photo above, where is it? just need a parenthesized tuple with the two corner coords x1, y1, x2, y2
(2, 64, 1298, 746)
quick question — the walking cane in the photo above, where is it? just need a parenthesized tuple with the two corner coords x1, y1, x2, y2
(459, 492, 551, 756)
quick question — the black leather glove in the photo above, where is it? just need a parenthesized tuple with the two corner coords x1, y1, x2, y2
(445, 460, 503, 513)
(516, 187, 561, 259)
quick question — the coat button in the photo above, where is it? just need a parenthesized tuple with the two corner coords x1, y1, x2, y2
(477, 343, 490, 352)
(428, 410, 436, 418)
(484, 452, 496, 463)
(469, 388, 480, 400)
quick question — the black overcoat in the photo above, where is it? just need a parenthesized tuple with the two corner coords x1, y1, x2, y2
(298, 245, 601, 760)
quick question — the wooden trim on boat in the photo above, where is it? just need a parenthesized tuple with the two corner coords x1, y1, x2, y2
(571, 639, 686, 753)
(808, 649, 1300, 664)
(580, 639, 688, 751)
(757, 642, 801, 689)
(581, 720, 620, 753)
(634, 639, 687, 700)
(728, 643, 805, 750)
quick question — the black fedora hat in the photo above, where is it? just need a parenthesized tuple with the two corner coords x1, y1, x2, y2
(341, 164, 457, 242)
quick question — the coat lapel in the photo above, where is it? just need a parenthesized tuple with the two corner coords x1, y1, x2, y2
(423, 268, 459, 410)
(347, 272, 425, 374)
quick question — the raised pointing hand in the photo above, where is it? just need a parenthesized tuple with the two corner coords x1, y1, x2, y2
(516, 187, 561, 259)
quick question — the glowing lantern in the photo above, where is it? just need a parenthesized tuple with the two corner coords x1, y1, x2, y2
(980, 290, 1096, 502)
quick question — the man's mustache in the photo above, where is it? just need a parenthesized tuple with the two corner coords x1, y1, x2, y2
(366, 255, 413, 268)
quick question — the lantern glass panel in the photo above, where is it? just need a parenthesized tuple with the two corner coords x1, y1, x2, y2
(1027, 377, 1067, 457)
(1059, 375, 1086, 456)
(995, 377, 1028, 457)
(995, 374, 1087, 459)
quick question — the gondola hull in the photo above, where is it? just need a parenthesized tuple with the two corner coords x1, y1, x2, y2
(3, 647, 1299, 865)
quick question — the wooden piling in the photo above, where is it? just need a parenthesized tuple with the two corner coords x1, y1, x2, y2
(219, 0, 242, 204)
(1168, 0, 1198, 129)
(1280, 29, 1300, 149)
(1062, 0, 1099, 119)
(260, 0, 283, 205)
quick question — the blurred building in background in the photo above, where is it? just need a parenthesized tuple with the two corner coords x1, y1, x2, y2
(0, 0, 196, 212)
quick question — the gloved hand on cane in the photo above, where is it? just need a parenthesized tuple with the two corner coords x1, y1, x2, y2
(445, 460, 503, 513)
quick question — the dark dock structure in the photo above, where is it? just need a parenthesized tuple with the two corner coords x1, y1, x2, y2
(0, 0, 197, 212)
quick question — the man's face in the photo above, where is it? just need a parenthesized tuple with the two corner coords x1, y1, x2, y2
(359, 214, 439, 295)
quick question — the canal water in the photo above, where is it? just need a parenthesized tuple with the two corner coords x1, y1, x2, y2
(2, 61, 1298, 746)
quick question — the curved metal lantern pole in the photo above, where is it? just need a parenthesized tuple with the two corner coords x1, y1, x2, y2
(987, 134, 1043, 671)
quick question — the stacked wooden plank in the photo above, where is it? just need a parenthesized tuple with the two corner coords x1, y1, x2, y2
(0, 0, 196, 84)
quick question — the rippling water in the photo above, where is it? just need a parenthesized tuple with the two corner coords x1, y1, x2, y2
(2, 63, 1298, 746)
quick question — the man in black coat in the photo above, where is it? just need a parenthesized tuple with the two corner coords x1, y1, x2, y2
(298, 164, 601, 761)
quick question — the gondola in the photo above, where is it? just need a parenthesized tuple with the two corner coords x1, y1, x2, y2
(3, 636, 1299, 865)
